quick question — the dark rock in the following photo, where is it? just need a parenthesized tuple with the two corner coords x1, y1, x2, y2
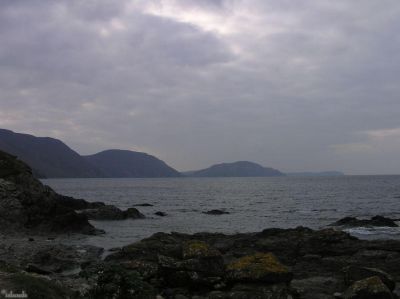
(121, 260, 159, 279)
(155, 211, 167, 217)
(56, 195, 105, 210)
(0, 150, 98, 234)
(82, 205, 125, 220)
(124, 207, 145, 219)
(226, 252, 293, 283)
(203, 209, 230, 215)
(100, 226, 400, 298)
(209, 283, 295, 298)
(132, 203, 154, 207)
(25, 263, 52, 275)
(343, 276, 393, 299)
(292, 276, 343, 299)
(85, 264, 156, 299)
(182, 240, 221, 259)
(109, 247, 121, 252)
(330, 216, 398, 228)
(0, 270, 72, 299)
(343, 266, 396, 291)
(82, 205, 144, 220)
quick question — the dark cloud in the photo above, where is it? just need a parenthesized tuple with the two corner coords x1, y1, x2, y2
(0, 0, 400, 174)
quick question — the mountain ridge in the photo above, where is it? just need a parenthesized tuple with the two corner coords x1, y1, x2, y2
(0, 129, 180, 178)
(84, 149, 181, 178)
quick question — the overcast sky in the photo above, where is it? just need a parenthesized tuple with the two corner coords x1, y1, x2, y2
(1, 0, 400, 174)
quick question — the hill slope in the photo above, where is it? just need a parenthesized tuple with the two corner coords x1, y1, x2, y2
(186, 161, 284, 177)
(0, 129, 102, 178)
(84, 150, 181, 178)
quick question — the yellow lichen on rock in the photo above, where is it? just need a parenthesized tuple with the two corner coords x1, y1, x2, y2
(344, 275, 393, 298)
(182, 240, 221, 259)
(226, 252, 292, 283)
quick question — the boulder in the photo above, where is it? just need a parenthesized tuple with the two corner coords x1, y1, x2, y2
(343, 266, 395, 291)
(124, 207, 145, 219)
(344, 276, 393, 299)
(226, 252, 293, 283)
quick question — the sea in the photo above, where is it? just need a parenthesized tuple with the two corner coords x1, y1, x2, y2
(42, 176, 400, 250)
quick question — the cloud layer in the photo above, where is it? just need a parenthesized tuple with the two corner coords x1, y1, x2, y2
(1, 0, 400, 174)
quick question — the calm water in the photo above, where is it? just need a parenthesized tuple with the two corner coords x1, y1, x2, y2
(43, 176, 400, 249)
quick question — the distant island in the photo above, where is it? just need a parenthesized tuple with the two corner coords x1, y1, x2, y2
(286, 171, 345, 177)
(184, 161, 284, 177)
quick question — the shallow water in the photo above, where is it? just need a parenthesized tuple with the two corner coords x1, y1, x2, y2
(42, 176, 400, 249)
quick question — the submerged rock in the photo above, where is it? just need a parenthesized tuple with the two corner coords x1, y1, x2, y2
(329, 216, 398, 228)
(132, 203, 154, 207)
(155, 211, 167, 217)
(203, 209, 230, 215)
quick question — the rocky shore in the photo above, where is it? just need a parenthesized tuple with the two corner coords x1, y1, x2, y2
(1, 226, 400, 298)
(1, 150, 400, 298)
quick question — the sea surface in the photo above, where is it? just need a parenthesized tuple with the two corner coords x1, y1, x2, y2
(42, 176, 400, 249)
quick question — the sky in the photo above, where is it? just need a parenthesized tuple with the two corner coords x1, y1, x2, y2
(1, 0, 400, 174)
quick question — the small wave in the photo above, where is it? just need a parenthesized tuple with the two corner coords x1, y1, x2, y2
(345, 226, 400, 236)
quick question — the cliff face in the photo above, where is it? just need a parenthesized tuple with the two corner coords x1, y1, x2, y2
(0, 150, 97, 234)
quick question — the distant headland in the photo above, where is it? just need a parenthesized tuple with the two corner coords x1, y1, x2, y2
(0, 128, 343, 178)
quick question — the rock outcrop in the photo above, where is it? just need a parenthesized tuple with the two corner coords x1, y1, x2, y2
(97, 227, 400, 298)
(81, 205, 145, 220)
(0, 226, 400, 298)
(0, 150, 98, 234)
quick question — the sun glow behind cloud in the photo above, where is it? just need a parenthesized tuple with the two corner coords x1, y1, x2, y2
(143, 1, 236, 35)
